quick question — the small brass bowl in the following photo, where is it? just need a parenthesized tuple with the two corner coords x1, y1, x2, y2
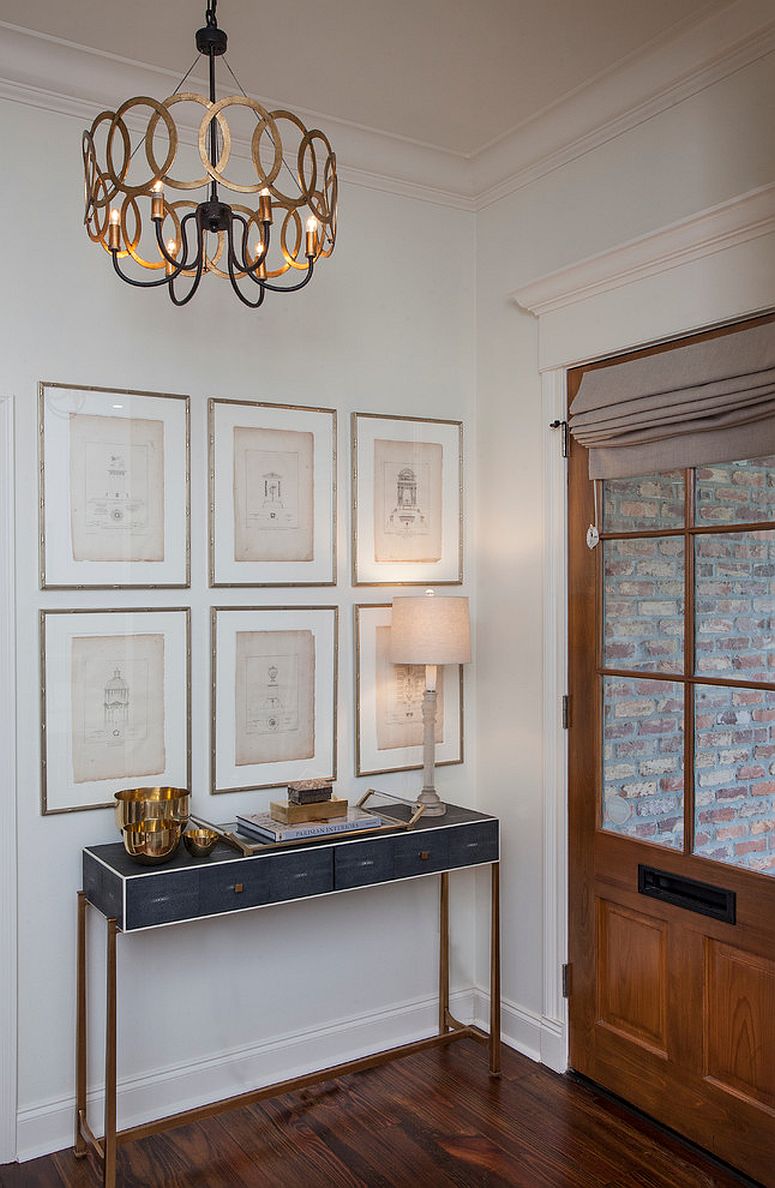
(183, 827, 219, 859)
(114, 787, 190, 833)
(122, 817, 182, 866)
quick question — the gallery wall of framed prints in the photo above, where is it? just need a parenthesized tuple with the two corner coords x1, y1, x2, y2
(354, 603, 463, 778)
(35, 382, 468, 817)
(39, 383, 190, 590)
(351, 412, 463, 586)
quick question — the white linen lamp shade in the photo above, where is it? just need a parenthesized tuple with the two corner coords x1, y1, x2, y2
(389, 594, 471, 668)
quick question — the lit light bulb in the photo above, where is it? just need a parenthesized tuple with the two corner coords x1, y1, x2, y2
(165, 239, 177, 277)
(305, 216, 319, 257)
(151, 181, 165, 220)
(254, 241, 267, 279)
(107, 208, 121, 250)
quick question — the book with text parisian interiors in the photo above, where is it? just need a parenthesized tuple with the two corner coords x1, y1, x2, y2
(236, 807, 381, 843)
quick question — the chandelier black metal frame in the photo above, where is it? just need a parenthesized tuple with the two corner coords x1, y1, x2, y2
(82, 0, 337, 307)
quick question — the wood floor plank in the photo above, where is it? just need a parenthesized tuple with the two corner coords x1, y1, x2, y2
(0, 1042, 759, 1188)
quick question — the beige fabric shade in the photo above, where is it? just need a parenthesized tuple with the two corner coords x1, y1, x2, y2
(390, 595, 471, 665)
(569, 320, 775, 478)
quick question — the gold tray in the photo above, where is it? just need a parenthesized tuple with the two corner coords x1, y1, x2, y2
(190, 791, 425, 857)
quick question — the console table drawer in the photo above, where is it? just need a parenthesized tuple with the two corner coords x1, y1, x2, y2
(200, 862, 269, 916)
(394, 830, 449, 878)
(448, 821, 499, 869)
(125, 871, 199, 930)
(335, 837, 396, 889)
(266, 847, 332, 902)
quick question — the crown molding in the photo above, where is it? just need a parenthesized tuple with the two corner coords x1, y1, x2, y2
(511, 183, 775, 317)
(473, 0, 775, 210)
(0, 1, 772, 212)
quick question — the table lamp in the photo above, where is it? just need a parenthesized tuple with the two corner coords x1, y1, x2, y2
(389, 591, 471, 817)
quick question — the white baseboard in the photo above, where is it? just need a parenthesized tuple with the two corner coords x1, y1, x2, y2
(16, 987, 476, 1163)
(472, 987, 567, 1074)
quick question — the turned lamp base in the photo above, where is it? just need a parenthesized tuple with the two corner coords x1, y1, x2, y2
(414, 787, 447, 817)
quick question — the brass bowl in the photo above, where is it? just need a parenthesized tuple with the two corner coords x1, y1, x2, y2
(114, 787, 190, 833)
(121, 817, 182, 866)
(183, 827, 219, 859)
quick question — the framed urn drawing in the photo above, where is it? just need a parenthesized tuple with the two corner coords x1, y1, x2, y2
(40, 608, 191, 814)
(209, 398, 337, 587)
(354, 603, 463, 777)
(39, 383, 190, 589)
(351, 412, 463, 586)
(211, 605, 338, 794)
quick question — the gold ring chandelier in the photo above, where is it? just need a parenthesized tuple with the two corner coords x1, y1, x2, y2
(82, 0, 337, 308)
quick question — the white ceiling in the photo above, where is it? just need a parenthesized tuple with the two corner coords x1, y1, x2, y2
(0, 0, 731, 156)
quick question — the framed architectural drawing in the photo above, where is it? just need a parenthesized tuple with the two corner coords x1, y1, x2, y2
(40, 608, 191, 814)
(39, 383, 190, 589)
(354, 603, 463, 777)
(209, 398, 337, 587)
(211, 605, 338, 794)
(351, 412, 463, 585)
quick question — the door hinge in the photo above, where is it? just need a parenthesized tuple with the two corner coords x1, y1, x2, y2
(549, 418, 569, 458)
(562, 963, 570, 998)
(562, 694, 570, 729)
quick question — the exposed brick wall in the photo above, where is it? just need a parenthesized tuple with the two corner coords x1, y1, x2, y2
(601, 465, 775, 875)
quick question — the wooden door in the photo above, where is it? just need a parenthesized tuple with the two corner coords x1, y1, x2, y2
(568, 318, 775, 1186)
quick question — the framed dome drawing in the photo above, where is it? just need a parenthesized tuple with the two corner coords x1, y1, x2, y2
(38, 382, 190, 589)
(351, 412, 463, 586)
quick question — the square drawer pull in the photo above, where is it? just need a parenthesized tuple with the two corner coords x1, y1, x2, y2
(234, 883, 244, 894)
(419, 851, 430, 861)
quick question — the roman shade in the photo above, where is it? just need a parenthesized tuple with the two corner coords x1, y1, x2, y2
(569, 320, 775, 478)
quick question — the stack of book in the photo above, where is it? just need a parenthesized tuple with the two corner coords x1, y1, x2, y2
(236, 807, 382, 844)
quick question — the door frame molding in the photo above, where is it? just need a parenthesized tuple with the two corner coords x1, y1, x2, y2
(521, 187, 775, 1076)
(0, 395, 17, 1164)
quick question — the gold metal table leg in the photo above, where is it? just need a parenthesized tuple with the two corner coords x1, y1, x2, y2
(439, 872, 450, 1034)
(103, 918, 118, 1188)
(74, 892, 88, 1158)
(489, 862, 501, 1077)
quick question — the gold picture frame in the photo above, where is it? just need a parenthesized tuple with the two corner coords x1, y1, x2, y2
(39, 382, 191, 590)
(351, 411, 463, 586)
(40, 607, 192, 815)
(354, 603, 464, 778)
(211, 605, 338, 795)
(208, 397, 337, 587)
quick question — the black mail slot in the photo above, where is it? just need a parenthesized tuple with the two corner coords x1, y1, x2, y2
(638, 864, 736, 924)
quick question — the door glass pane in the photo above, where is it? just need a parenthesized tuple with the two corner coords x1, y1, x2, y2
(694, 685, 775, 875)
(603, 471, 685, 533)
(602, 676, 684, 848)
(604, 538, 684, 672)
(695, 455, 775, 525)
(695, 530, 775, 683)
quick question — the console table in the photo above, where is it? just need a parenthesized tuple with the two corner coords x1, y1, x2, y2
(76, 802, 501, 1187)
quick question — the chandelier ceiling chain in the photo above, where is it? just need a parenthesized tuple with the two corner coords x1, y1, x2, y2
(82, 0, 337, 308)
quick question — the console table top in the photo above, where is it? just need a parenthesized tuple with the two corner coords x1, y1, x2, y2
(86, 800, 496, 879)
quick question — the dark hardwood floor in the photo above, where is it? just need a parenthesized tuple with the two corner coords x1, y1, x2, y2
(0, 1041, 759, 1187)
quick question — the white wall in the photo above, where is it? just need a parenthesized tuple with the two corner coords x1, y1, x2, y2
(0, 98, 477, 1157)
(474, 50, 775, 1042)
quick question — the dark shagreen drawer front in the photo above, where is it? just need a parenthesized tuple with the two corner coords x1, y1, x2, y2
(447, 821, 499, 869)
(126, 870, 199, 930)
(266, 846, 333, 902)
(200, 860, 270, 916)
(393, 829, 449, 878)
(335, 837, 396, 889)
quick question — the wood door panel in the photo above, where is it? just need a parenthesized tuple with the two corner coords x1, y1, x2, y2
(596, 899, 668, 1056)
(567, 315, 775, 1187)
(705, 939, 775, 1114)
